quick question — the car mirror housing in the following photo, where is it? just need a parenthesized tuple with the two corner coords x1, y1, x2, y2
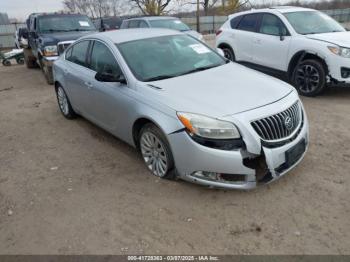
(95, 72, 126, 84)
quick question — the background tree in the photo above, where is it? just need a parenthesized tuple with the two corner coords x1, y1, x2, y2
(63, 0, 125, 18)
(130, 0, 173, 15)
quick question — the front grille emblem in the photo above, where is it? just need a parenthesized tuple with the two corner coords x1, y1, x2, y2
(284, 116, 294, 130)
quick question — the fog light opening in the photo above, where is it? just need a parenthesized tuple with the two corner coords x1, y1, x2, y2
(341, 67, 350, 78)
(192, 171, 245, 183)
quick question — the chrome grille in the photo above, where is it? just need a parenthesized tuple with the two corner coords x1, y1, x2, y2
(57, 41, 74, 55)
(251, 102, 302, 141)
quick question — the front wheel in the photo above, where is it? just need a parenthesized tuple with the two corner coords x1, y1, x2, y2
(55, 85, 77, 119)
(139, 124, 176, 180)
(41, 59, 54, 85)
(292, 59, 327, 97)
(2, 59, 11, 66)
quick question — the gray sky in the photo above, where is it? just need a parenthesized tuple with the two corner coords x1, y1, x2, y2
(2, 0, 63, 21)
(2, 0, 307, 21)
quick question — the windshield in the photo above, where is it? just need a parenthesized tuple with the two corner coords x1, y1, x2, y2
(117, 35, 226, 82)
(284, 11, 345, 35)
(149, 19, 190, 31)
(38, 15, 96, 33)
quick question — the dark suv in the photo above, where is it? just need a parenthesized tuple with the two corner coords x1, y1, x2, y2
(23, 13, 96, 84)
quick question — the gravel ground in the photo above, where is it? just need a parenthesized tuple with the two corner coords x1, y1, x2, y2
(0, 63, 349, 255)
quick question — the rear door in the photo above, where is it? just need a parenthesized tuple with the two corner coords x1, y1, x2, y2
(252, 13, 291, 71)
(64, 40, 93, 115)
(234, 13, 261, 63)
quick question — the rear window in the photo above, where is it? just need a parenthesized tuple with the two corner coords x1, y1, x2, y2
(237, 14, 259, 32)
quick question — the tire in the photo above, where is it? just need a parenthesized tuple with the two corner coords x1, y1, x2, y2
(2, 60, 11, 66)
(55, 85, 77, 119)
(220, 46, 235, 61)
(24, 49, 37, 69)
(292, 59, 327, 97)
(16, 57, 25, 65)
(139, 123, 176, 180)
(42, 62, 54, 85)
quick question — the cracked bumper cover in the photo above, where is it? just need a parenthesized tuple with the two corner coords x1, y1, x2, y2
(167, 93, 309, 190)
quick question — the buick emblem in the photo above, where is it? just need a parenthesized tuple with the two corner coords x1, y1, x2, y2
(284, 116, 294, 130)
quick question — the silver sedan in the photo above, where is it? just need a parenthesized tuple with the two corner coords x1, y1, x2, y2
(53, 29, 309, 189)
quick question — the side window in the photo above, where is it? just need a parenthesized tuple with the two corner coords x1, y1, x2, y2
(237, 14, 259, 32)
(90, 41, 121, 76)
(128, 20, 140, 28)
(260, 14, 288, 36)
(139, 20, 149, 28)
(230, 16, 243, 29)
(67, 40, 90, 67)
(122, 21, 129, 29)
(65, 47, 73, 60)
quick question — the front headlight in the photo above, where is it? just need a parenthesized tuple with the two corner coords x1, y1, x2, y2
(328, 45, 350, 58)
(43, 45, 58, 57)
(177, 112, 241, 139)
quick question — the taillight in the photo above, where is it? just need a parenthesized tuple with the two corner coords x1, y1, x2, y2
(216, 30, 222, 36)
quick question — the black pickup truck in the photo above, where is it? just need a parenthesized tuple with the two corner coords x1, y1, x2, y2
(23, 13, 96, 84)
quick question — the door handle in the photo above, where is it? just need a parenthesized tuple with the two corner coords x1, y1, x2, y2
(84, 81, 94, 89)
(63, 69, 69, 75)
(254, 39, 262, 44)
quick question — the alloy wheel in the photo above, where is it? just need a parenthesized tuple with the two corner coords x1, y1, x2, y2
(295, 64, 320, 93)
(57, 86, 69, 116)
(140, 131, 168, 177)
(223, 48, 234, 61)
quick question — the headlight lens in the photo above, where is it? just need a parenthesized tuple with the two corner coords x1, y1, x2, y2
(43, 45, 58, 56)
(328, 45, 350, 58)
(177, 112, 241, 139)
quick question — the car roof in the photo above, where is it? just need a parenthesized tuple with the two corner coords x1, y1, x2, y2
(229, 6, 316, 18)
(86, 28, 182, 44)
(125, 16, 178, 21)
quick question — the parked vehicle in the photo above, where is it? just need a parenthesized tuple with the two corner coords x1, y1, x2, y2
(216, 6, 350, 97)
(24, 13, 96, 84)
(15, 27, 28, 49)
(0, 49, 24, 66)
(53, 29, 309, 189)
(93, 16, 123, 32)
(120, 16, 204, 41)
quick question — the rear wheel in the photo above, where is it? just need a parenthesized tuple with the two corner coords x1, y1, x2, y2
(16, 57, 25, 65)
(292, 59, 326, 97)
(55, 85, 77, 119)
(139, 123, 175, 180)
(220, 46, 235, 61)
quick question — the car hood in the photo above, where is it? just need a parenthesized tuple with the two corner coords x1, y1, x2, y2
(40, 31, 96, 45)
(140, 63, 293, 118)
(306, 31, 350, 47)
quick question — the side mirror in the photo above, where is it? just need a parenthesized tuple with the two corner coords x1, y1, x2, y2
(217, 48, 225, 57)
(95, 72, 126, 84)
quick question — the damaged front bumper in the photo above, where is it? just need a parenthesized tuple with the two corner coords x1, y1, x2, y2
(167, 93, 309, 190)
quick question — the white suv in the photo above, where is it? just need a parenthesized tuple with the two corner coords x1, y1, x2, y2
(216, 6, 350, 97)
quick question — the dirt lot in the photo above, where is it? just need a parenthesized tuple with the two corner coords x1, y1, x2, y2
(0, 63, 349, 255)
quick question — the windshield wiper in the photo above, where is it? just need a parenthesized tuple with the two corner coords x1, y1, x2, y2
(44, 29, 70, 33)
(178, 64, 223, 76)
(143, 74, 177, 82)
(68, 28, 92, 32)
